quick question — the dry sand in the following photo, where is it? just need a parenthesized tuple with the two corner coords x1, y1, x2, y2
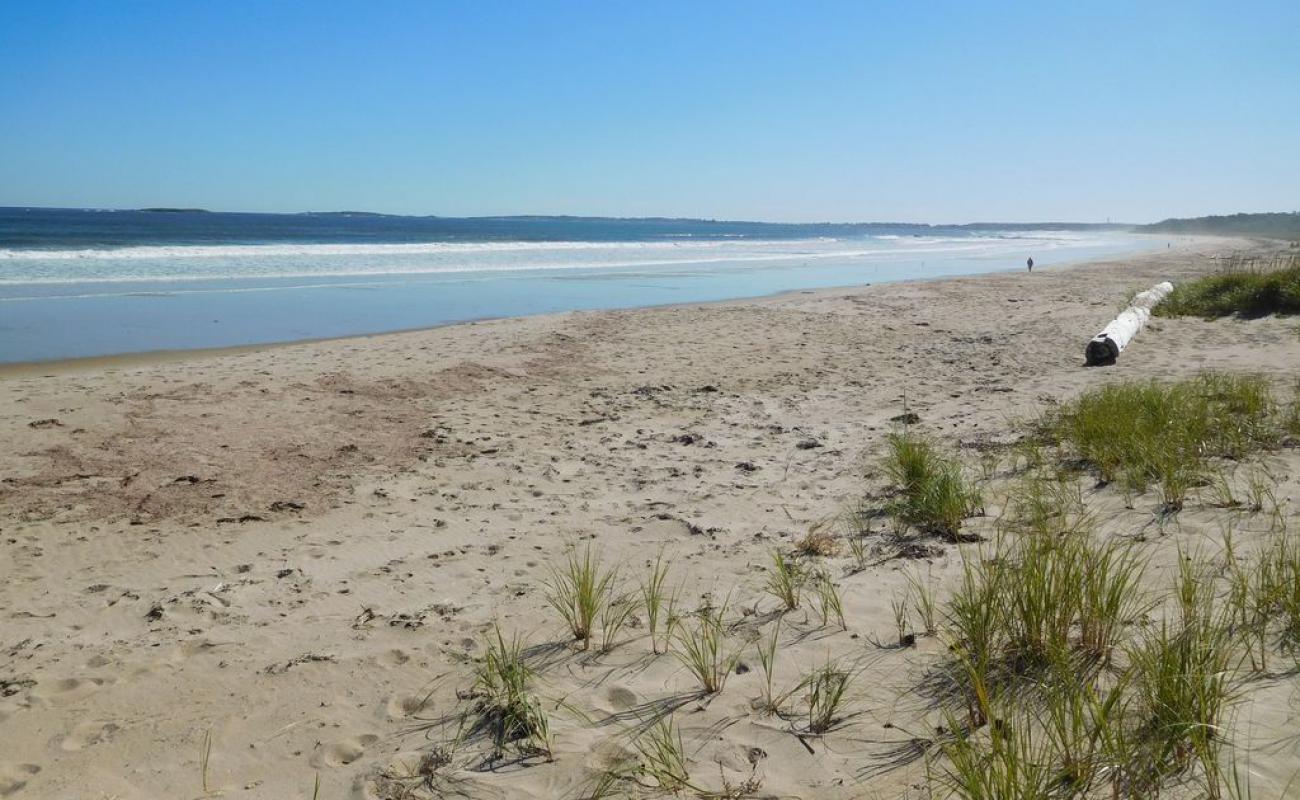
(2, 238, 1298, 799)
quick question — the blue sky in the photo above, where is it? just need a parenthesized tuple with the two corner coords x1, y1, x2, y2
(1, 1, 1296, 222)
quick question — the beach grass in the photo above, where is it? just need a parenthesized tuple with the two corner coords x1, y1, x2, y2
(847, 533, 870, 571)
(672, 599, 741, 695)
(813, 570, 846, 630)
(802, 658, 852, 734)
(1007, 469, 1087, 537)
(1226, 530, 1300, 674)
(1155, 255, 1300, 318)
(906, 565, 939, 636)
(1041, 372, 1279, 509)
(763, 549, 804, 612)
(921, 376, 1300, 798)
(635, 717, 692, 794)
(597, 591, 636, 654)
(1285, 379, 1300, 437)
(937, 703, 1061, 800)
(890, 594, 912, 648)
(1128, 617, 1237, 790)
(545, 545, 618, 650)
(754, 618, 797, 716)
(471, 624, 551, 756)
(435, 375, 1292, 798)
(640, 549, 676, 655)
(882, 431, 982, 539)
(933, 537, 1246, 798)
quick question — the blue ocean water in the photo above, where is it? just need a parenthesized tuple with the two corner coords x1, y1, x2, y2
(0, 208, 1162, 364)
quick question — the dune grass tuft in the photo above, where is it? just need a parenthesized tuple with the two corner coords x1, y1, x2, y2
(1285, 379, 1300, 438)
(1156, 255, 1300, 318)
(640, 549, 677, 655)
(935, 542, 1245, 798)
(471, 624, 551, 756)
(1008, 469, 1087, 537)
(813, 570, 846, 630)
(890, 594, 912, 648)
(597, 591, 637, 655)
(1226, 530, 1300, 674)
(1043, 372, 1279, 510)
(1125, 560, 1239, 793)
(882, 431, 982, 539)
(763, 550, 805, 612)
(754, 619, 798, 716)
(940, 532, 1147, 726)
(673, 599, 741, 695)
(906, 565, 939, 636)
(200, 728, 214, 794)
(635, 717, 693, 794)
(803, 658, 853, 734)
(546, 544, 618, 650)
(937, 703, 1061, 800)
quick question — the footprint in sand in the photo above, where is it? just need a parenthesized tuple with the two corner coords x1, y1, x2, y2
(311, 733, 379, 768)
(604, 686, 639, 711)
(0, 764, 41, 797)
(27, 677, 107, 705)
(375, 649, 410, 668)
(58, 720, 121, 751)
(384, 693, 432, 720)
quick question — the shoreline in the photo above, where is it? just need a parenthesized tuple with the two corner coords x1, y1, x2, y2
(0, 234, 1211, 378)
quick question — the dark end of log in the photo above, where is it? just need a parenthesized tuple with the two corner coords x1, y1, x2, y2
(1085, 336, 1119, 367)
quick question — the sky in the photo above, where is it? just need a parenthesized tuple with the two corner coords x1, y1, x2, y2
(0, 1, 1297, 223)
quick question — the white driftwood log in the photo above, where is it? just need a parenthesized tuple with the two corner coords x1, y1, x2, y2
(1085, 281, 1174, 366)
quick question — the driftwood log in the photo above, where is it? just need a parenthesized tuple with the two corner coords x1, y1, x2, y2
(1085, 281, 1174, 366)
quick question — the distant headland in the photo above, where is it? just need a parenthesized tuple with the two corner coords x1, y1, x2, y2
(1138, 212, 1300, 240)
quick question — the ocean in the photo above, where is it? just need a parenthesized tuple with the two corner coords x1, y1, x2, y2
(0, 207, 1163, 363)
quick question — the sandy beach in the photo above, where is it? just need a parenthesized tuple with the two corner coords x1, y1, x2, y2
(3, 238, 1299, 799)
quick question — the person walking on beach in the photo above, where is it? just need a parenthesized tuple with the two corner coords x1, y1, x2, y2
(1027, 256, 1034, 272)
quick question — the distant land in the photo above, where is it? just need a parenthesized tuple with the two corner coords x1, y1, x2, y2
(1138, 212, 1300, 240)
(121, 207, 1130, 232)
(300, 210, 400, 218)
(302, 211, 1132, 231)
(1, 207, 1144, 251)
(33, 207, 1300, 243)
(59, 208, 1300, 241)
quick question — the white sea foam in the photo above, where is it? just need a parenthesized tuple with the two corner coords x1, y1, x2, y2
(0, 237, 840, 261)
(0, 232, 1108, 289)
